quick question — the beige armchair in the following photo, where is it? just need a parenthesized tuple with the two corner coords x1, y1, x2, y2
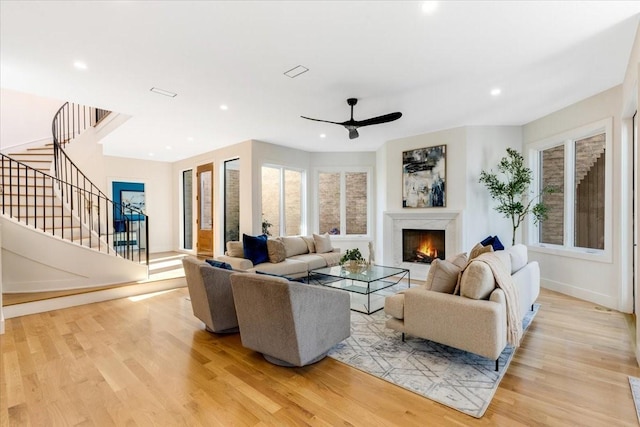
(182, 257, 239, 333)
(230, 273, 351, 367)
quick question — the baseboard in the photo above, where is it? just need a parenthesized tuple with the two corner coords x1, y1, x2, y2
(3, 279, 186, 319)
(541, 278, 619, 311)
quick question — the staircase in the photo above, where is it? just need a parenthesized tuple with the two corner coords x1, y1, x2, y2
(1, 144, 89, 245)
(1, 102, 149, 295)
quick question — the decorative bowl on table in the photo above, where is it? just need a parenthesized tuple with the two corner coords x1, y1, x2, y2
(342, 260, 368, 274)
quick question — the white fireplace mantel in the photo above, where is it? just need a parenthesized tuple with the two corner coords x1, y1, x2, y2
(382, 210, 463, 281)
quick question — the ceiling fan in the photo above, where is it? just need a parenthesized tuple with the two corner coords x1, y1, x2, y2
(301, 98, 402, 139)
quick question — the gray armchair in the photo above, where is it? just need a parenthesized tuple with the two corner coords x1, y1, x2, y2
(230, 273, 351, 367)
(182, 257, 239, 333)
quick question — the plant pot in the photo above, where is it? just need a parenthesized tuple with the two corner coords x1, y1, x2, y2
(342, 260, 367, 274)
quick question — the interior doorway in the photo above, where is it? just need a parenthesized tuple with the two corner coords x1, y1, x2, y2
(197, 163, 214, 257)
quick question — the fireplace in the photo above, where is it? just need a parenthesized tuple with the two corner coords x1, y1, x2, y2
(383, 210, 461, 280)
(402, 229, 445, 264)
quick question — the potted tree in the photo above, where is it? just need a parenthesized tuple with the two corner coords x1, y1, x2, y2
(479, 148, 554, 246)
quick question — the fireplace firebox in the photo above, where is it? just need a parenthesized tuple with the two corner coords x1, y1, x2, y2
(402, 229, 445, 264)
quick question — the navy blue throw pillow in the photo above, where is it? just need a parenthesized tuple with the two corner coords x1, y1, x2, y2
(480, 235, 505, 251)
(205, 259, 233, 270)
(243, 233, 269, 265)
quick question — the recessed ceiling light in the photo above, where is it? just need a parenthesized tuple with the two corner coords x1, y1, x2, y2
(148, 152, 155, 157)
(284, 65, 309, 78)
(165, 146, 172, 150)
(150, 87, 177, 98)
(73, 61, 87, 70)
(320, 134, 326, 138)
(491, 88, 502, 96)
(187, 137, 194, 141)
(422, 1, 439, 14)
(220, 104, 228, 110)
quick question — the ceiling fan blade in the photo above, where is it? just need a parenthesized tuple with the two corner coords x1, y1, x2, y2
(354, 112, 402, 128)
(348, 128, 359, 139)
(300, 116, 342, 125)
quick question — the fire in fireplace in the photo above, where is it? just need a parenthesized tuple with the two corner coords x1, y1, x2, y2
(402, 229, 445, 264)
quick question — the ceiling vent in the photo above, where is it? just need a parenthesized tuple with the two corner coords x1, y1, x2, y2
(284, 65, 309, 78)
(150, 87, 177, 97)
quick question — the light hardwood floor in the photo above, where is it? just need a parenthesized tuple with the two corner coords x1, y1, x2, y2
(1, 286, 639, 426)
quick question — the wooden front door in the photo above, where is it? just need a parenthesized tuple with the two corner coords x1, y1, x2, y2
(197, 163, 214, 257)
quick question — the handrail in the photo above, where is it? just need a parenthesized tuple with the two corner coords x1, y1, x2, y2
(48, 102, 149, 264)
(1, 154, 148, 262)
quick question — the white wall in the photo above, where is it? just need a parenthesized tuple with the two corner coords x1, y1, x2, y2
(104, 156, 174, 253)
(375, 126, 519, 264)
(170, 139, 378, 257)
(523, 85, 625, 311)
(619, 21, 640, 361)
(0, 88, 63, 150)
(171, 140, 253, 256)
(465, 126, 522, 250)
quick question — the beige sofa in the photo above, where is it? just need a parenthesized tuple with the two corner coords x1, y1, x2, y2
(182, 257, 239, 333)
(230, 272, 351, 366)
(384, 244, 539, 369)
(216, 234, 341, 278)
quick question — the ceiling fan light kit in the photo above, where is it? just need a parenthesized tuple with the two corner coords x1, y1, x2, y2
(301, 98, 402, 139)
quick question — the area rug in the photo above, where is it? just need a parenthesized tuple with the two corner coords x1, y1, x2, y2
(328, 303, 539, 418)
(628, 376, 640, 423)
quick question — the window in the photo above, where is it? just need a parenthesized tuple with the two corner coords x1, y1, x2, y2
(182, 169, 193, 250)
(532, 118, 611, 257)
(224, 159, 240, 245)
(317, 168, 371, 236)
(261, 165, 304, 237)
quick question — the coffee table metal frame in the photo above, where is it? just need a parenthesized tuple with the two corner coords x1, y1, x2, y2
(308, 264, 410, 314)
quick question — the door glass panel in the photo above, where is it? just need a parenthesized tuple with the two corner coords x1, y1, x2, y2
(200, 170, 212, 230)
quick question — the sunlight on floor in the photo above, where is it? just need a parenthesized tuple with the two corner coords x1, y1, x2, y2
(128, 288, 179, 302)
(138, 252, 187, 283)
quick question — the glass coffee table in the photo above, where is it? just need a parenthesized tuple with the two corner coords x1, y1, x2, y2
(308, 264, 410, 314)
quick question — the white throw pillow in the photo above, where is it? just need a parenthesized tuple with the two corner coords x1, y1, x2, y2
(313, 233, 334, 253)
(459, 260, 496, 300)
(267, 238, 287, 263)
(445, 252, 468, 269)
(280, 236, 309, 257)
(301, 235, 316, 253)
(425, 259, 461, 294)
(226, 241, 244, 258)
(508, 244, 528, 274)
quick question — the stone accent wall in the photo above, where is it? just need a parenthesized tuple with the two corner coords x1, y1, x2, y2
(575, 134, 605, 249)
(318, 172, 368, 235)
(261, 167, 302, 237)
(318, 172, 340, 234)
(224, 168, 239, 242)
(540, 133, 605, 247)
(540, 145, 565, 244)
(345, 172, 367, 235)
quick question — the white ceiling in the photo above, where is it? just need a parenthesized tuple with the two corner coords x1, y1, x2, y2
(1, 1, 639, 162)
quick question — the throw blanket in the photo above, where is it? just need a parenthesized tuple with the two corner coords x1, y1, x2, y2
(474, 252, 522, 347)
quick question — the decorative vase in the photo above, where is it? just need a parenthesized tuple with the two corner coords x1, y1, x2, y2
(343, 260, 367, 274)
